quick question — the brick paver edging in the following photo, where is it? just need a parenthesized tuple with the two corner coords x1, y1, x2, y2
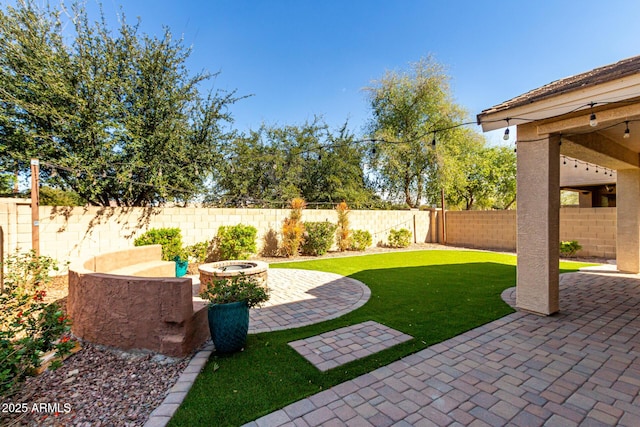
(143, 342, 214, 427)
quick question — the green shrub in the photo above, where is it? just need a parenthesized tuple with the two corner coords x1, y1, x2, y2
(199, 274, 269, 309)
(1, 251, 74, 397)
(215, 224, 258, 260)
(560, 240, 582, 257)
(185, 241, 210, 263)
(134, 227, 184, 261)
(388, 228, 412, 248)
(349, 229, 372, 251)
(301, 221, 337, 256)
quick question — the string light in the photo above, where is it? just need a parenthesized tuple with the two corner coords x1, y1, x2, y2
(589, 102, 598, 127)
(503, 118, 510, 141)
(624, 121, 630, 139)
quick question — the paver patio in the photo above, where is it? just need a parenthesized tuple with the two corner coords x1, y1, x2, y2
(249, 268, 371, 333)
(246, 269, 640, 426)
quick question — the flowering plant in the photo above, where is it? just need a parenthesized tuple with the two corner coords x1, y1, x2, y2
(1, 251, 75, 397)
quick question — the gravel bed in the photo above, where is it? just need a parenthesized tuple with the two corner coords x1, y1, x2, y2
(2, 342, 195, 427)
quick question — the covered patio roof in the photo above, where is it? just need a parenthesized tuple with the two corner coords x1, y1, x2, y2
(476, 55, 640, 315)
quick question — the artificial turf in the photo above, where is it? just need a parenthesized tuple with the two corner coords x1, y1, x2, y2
(168, 250, 592, 426)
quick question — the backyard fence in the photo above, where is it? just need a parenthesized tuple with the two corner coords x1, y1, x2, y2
(0, 197, 616, 264)
(0, 199, 438, 263)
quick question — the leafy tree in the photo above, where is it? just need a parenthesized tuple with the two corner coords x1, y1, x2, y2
(0, 173, 16, 196)
(365, 56, 466, 208)
(39, 186, 86, 206)
(0, 0, 239, 206)
(209, 119, 376, 207)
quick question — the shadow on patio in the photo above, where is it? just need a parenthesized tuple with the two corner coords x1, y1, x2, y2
(250, 269, 640, 426)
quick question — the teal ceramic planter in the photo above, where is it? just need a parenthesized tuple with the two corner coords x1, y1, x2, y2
(174, 256, 188, 277)
(207, 301, 250, 353)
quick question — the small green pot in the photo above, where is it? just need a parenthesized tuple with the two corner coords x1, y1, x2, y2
(207, 301, 249, 353)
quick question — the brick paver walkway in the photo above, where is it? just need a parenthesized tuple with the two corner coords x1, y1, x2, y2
(289, 321, 413, 372)
(246, 270, 640, 426)
(249, 269, 370, 333)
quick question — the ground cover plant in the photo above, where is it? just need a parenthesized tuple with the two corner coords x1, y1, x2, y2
(169, 250, 592, 426)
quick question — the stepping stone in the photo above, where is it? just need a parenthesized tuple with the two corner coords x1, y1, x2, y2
(288, 321, 413, 371)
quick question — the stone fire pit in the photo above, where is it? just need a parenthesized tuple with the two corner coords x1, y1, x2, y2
(198, 260, 268, 294)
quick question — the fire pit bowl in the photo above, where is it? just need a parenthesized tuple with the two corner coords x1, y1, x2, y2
(198, 260, 268, 294)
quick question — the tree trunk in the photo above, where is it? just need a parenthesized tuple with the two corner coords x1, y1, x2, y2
(404, 173, 414, 208)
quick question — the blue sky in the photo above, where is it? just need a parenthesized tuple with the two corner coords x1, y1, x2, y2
(10, 0, 640, 142)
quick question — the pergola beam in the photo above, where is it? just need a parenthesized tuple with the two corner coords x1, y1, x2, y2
(537, 102, 640, 135)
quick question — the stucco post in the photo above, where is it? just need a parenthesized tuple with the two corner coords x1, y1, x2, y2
(516, 128, 560, 315)
(616, 169, 640, 273)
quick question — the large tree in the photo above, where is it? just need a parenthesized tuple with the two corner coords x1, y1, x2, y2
(365, 56, 466, 208)
(0, 0, 239, 206)
(439, 132, 516, 210)
(209, 119, 377, 207)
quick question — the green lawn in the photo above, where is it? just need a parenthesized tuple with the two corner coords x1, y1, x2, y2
(169, 250, 592, 426)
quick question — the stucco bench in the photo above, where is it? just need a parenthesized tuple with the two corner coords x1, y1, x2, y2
(68, 245, 209, 357)
(108, 260, 175, 277)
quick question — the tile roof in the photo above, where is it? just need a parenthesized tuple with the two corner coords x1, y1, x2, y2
(478, 55, 640, 118)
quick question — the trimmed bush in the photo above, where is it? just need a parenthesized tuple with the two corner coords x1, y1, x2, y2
(560, 240, 582, 257)
(349, 229, 372, 251)
(134, 227, 184, 261)
(388, 228, 412, 248)
(215, 224, 258, 260)
(301, 221, 338, 256)
(185, 241, 210, 263)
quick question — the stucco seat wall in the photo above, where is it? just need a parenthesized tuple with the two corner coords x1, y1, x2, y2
(68, 246, 209, 357)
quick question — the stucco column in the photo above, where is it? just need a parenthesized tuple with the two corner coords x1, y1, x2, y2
(616, 169, 640, 273)
(516, 129, 560, 315)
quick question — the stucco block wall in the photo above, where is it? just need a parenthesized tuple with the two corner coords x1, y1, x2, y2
(445, 207, 616, 258)
(560, 207, 616, 258)
(446, 210, 517, 251)
(0, 198, 616, 261)
(0, 201, 432, 263)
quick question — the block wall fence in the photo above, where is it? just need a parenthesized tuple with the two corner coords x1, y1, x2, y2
(0, 199, 435, 263)
(445, 207, 616, 259)
(0, 198, 616, 263)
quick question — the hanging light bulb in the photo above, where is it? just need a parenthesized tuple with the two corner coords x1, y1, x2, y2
(574, 160, 578, 168)
(624, 121, 630, 139)
(503, 118, 510, 141)
(589, 103, 598, 127)
(563, 157, 567, 165)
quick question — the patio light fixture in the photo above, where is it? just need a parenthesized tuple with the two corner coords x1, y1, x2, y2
(589, 103, 598, 127)
(503, 118, 510, 140)
(624, 121, 630, 138)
